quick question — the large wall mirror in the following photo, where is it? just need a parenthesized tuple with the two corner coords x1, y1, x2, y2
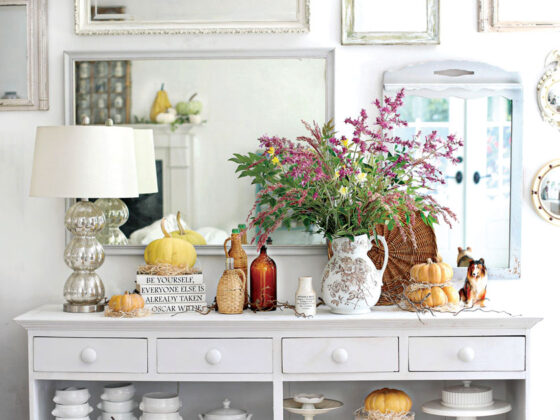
(384, 61, 522, 279)
(0, 0, 48, 111)
(75, 0, 310, 34)
(65, 50, 334, 255)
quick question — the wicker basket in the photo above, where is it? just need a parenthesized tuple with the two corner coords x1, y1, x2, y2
(369, 212, 438, 306)
(216, 265, 246, 315)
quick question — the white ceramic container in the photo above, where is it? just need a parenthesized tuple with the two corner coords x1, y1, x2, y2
(199, 399, 253, 420)
(140, 392, 182, 414)
(53, 386, 90, 405)
(295, 277, 316, 317)
(98, 411, 137, 420)
(140, 413, 183, 420)
(321, 234, 388, 314)
(97, 399, 138, 413)
(52, 403, 93, 418)
(101, 383, 136, 402)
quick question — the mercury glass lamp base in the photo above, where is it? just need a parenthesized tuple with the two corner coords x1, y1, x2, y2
(94, 198, 129, 246)
(63, 303, 105, 313)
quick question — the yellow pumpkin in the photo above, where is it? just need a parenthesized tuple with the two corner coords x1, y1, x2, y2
(108, 291, 144, 312)
(410, 258, 453, 284)
(407, 286, 448, 307)
(144, 218, 197, 267)
(442, 285, 460, 305)
(364, 388, 412, 414)
(170, 211, 207, 245)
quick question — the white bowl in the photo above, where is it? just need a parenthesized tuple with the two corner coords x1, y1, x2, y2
(101, 383, 136, 402)
(97, 399, 138, 413)
(52, 403, 93, 418)
(98, 414, 137, 420)
(140, 413, 182, 420)
(53, 386, 90, 405)
(140, 393, 182, 413)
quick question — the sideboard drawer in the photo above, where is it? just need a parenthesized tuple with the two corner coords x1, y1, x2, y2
(34, 337, 148, 373)
(409, 336, 525, 372)
(157, 339, 272, 373)
(282, 337, 399, 373)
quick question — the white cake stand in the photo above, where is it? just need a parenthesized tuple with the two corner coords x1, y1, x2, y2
(283, 394, 343, 420)
(422, 399, 511, 420)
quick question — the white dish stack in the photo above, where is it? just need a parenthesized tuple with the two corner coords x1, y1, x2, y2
(139, 392, 183, 420)
(97, 383, 138, 420)
(52, 386, 93, 420)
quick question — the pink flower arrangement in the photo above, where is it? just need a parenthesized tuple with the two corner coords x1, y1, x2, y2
(231, 90, 463, 248)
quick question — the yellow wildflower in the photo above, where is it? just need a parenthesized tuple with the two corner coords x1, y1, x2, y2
(339, 186, 349, 197)
(271, 156, 280, 166)
(334, 170, 340, 179)
(267, 147, 275, 155)
(356, 172, 367, 184)
(341, 138, 349, 147)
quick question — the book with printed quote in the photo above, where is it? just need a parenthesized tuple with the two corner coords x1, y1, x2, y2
(142, 293, 206, 305)
(136, 274, 203, 285)
(145, 303, 206, 314)
(136, 283, 206, 295)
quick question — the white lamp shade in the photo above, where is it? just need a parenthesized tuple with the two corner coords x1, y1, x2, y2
(134, 129, 158, 194)
(30, 126, 139, 198)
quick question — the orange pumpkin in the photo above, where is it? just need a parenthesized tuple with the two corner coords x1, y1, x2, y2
(407, 286, 448, 307)
(442, 285, 460, 305)
(410, 258, 453, 284)
(364, 388, 412, 414)
(108, 291, 144, 312)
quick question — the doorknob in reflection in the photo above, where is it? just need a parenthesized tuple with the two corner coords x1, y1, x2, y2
(473, 171, 492, 184)
(445, 171, 463, 184)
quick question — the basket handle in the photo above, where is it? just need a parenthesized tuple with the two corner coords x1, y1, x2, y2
(223, 237, 231, 257)
(236, 269, 246, 293)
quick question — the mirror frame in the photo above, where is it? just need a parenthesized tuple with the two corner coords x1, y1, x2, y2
(538, 50, 560, 129)
(64, 49, 335, 257)
(0, 0, 48, 111)
(384, 60, 523, 279)
(342, 0, 439, 45)
(75, 0, 310, 35)
(479, 0, 560, 32)
(532, 160, 560, 226)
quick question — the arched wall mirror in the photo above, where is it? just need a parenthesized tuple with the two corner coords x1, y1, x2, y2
(384, 60, 522, 279)
(64, 50, 334, 256)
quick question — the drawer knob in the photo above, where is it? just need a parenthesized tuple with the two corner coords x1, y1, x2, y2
(205, 349, 222, 365)
(458, 346, 476, 363)
(331, 348, 348, 364)
(80, 347, 97, 364)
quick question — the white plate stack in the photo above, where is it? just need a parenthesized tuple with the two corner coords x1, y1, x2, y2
(52, 386, 93, 420)
(97, 383, 138, 420)
(139, 392, 183, 420)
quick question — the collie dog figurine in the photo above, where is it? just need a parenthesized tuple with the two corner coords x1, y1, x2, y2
(459, 258, 487, 307)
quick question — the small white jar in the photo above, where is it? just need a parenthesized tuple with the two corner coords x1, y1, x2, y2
(295, 276, 316, 317)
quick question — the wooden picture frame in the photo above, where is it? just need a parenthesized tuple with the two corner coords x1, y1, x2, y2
(479, 0, 560, 32)
(342, 0, 439, 45)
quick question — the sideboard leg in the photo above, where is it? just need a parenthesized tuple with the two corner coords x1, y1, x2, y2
(273, 379, 284, 419)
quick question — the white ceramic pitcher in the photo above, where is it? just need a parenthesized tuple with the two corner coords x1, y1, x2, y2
(321, 234, 388, 314)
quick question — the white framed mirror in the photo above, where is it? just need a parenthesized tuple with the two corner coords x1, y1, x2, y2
(75, 0, 310, 34)
(479, 0, 560, 31)
(64, 49, 334, 256)
(384, 61, 523, 279)
(342, 0, 439, 45)
(0, 0, 48, 111)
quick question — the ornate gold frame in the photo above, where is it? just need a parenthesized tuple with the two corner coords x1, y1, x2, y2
(532, 160, 560, 226)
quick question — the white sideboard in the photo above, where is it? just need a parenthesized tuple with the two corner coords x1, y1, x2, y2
(15, 305, 541, 420)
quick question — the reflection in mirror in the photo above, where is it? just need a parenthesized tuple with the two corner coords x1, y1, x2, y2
(532, 160, 560, 225)
(384, 60, 522, 278)
(396, 96, 512, 267)
(68, 53, 332, 248)
(0, 4, 28, 100)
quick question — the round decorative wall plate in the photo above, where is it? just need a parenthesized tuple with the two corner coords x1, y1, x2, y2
(538, 50, 560, 129)
(532, 160, 560, 226)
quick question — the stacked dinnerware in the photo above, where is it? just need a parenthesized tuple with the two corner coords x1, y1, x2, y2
(52, 386, 93, 419)
(97, 383, 138, 420)
(139, 392, 183, 420)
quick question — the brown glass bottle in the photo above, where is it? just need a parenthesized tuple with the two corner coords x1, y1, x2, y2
(224, 229, 248, 308)
(250, 246, 277, 311)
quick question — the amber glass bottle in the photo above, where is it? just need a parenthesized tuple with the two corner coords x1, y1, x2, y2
(250, 246, 277, 311)
(224, 229, 248, 308)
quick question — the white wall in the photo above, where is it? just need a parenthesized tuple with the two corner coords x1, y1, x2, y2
(0, 0, 558, 418)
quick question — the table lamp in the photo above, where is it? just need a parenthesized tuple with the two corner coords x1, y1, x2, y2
(30, 126, 138, 313)
(95, 129, 158, 245)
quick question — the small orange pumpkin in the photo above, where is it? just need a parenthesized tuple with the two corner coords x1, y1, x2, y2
(364, 388, 412, 414)
(442, 285, 460, 305)
(108, 291, 144, 312)
(407, 286, 448, 307)
(410, 258, 453, 284)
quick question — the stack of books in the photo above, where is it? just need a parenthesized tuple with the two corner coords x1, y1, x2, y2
(136, 272, 207, 314)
